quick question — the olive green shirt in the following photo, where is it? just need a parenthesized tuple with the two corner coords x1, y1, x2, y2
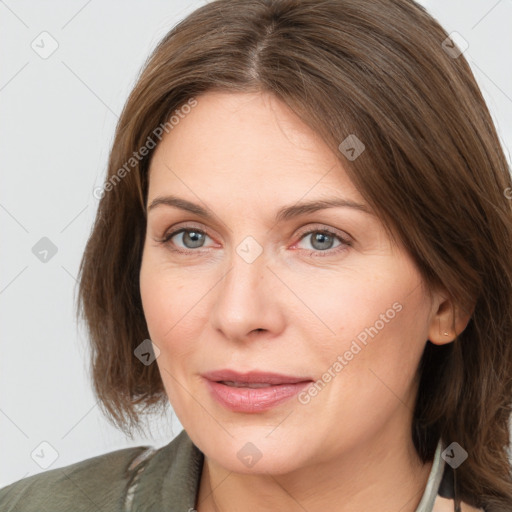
(0, 429, 479, 511)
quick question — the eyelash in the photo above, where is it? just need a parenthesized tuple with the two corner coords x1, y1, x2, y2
(156, 222, 352, 258)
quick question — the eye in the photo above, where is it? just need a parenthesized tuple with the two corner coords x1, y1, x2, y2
(156, 223, 352, 257)
(294, 227, 352, 257)
(158, 225, 215, 254)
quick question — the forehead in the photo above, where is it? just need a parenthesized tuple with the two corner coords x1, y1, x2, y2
(147, 90, 363, 204)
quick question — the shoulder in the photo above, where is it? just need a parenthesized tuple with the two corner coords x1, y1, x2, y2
(0, 443, 153, 512)
(0, 430, 202, 512)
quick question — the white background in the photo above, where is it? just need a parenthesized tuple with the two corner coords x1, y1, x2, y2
(1, 0, 511, 487)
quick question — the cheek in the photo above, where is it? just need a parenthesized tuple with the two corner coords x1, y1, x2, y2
(296, 277, 429, 446)
(303, 268, 429, 389)
(139, 252, 214, 420)
(140, 247, 171, 331)
(139, 252, 209, 354)
(140, 263, 172, 341)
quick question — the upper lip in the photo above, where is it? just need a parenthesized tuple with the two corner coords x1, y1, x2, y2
(202, 369, 313, 385)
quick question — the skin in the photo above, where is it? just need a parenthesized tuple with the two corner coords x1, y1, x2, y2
(139, 90, 470, 512)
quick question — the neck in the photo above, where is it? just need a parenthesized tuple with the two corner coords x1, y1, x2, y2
(195, 426, 434, 512)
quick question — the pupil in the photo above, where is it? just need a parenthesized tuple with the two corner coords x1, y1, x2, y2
(312, 232, 332, 250)
(184, 231, 204, 248)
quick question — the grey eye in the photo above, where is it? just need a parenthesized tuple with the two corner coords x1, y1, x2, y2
(179, 230, 206, 249)
(309, 232, 336, 251)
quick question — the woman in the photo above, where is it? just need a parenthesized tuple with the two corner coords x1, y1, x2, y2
(1, 0, 511, 511)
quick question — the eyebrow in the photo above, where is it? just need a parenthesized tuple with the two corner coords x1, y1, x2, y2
(148, 194, 374, 222)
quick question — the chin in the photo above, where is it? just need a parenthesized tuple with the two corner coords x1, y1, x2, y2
(200, 432, 308, 475)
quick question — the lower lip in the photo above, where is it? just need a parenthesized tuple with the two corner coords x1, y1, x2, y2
(204, 378, 312, 413)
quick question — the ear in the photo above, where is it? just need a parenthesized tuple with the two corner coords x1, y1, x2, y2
(427, 291, 473, 345)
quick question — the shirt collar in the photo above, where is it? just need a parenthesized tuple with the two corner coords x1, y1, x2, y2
(414, 437, 447, 512)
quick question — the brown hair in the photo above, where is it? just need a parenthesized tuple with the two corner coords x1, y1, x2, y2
(77, 0, 512, 509)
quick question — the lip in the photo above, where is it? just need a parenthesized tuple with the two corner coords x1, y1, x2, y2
(201, 369, 314, 413)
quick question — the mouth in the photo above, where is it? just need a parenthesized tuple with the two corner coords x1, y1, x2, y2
(217, 381, 282, 388)
(201, 369, 313, 385)
(201, 369, 314, 413)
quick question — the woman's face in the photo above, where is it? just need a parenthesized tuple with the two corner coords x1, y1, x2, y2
(140, 90, 441, 474)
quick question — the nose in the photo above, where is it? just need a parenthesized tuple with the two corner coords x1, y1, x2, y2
(209, 243, 286, 342)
